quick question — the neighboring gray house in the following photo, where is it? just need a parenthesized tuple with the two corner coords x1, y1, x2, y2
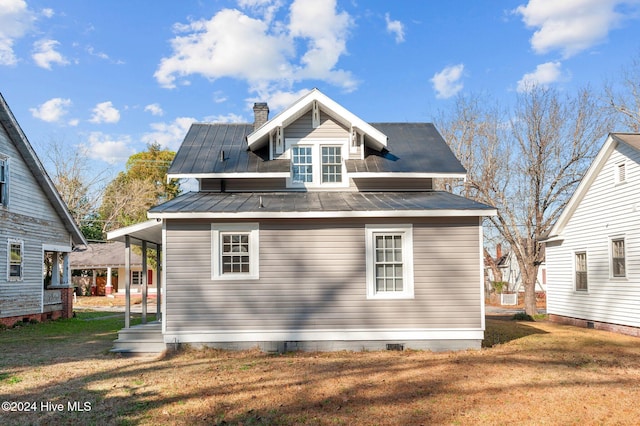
(109, 89, 496, 352)
(0, 93, 86, 327)
(544, 133, 640, 335)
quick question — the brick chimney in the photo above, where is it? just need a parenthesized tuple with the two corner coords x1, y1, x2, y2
(496, 243, 502, 259)
(253, 102, 269, 131)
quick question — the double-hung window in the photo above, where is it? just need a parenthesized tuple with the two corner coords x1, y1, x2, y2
(611, 238, 626, 278)
(321, 146, 342, 183)
(212, 223, 259, 280)
(575, 251, 588, 291)
(8, 239, 23, 281)
(0, 156, 7, 207)
(365, 225, 414, 299)
(292, 146, 313, 183)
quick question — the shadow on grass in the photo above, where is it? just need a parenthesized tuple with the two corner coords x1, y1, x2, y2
(482, 317, 549, 348)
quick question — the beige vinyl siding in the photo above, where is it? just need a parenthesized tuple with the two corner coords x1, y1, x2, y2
(0, 126, 72, 318)
(547, 142, 640, 327)
(163, 217, 481, 333)
(284, 111, 349, 141)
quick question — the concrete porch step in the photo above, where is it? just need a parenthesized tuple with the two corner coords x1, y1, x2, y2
(111, 321, 166, 354)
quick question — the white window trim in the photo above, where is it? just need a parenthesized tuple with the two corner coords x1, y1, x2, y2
(211, 223, 259, 280)
(285, 138, 349, 189)
(365, 224, 414, 299)
(7, 238, 24, 282)
(609, 236, 627, 279)
(573, 250, 588, 292)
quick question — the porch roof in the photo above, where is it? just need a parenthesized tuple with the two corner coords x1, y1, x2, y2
(107, 220, 162, 248)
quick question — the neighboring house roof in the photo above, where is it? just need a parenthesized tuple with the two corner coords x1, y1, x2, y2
(544, 133, 640, 242)
(148, 191, 495, 219)
(0, 93, 86, 247)
(70, 242, 144, 269)
(167, 122, 465, 178)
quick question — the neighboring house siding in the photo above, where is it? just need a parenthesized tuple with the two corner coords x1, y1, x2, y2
(284, 111, 349, 141)
(547, 143, 640, 327)
(352, 178, 433, 191)
(163, 217, 482, 335)
(201, 178, 288, 192)
(0, 125, 71, 319)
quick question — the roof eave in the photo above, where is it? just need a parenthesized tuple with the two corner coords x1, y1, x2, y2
(148, 208, 497, 220)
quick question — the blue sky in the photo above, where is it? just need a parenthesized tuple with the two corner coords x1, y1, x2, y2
(2, 0, 640, 177)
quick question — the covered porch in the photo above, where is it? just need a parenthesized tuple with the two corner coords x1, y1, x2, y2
(107, 220, 163, 329)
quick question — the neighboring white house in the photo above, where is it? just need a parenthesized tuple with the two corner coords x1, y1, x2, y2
(0, 93, 86, 327)
(492, 250, 547, 293)
(544, 133, 640, 335)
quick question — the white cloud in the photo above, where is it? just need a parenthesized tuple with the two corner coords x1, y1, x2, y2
(41, 8, 54, 18)
(0, 0, 35, 65)
(32, 39, 69, 69)
(517, 61, 564, 92)
(385, 13, 405, 43)
(82, 132, 134, 164)
(203, 113, 245, 123)
(155, 0, 356, 98)
(89, 101, 120, 124)
(144, 103, 164, 116)
(30, 97, 72, 122)
(249, 87, 311, 112)
(141, 117, 195, 151)
(514, 0, 638, 58)
(430, 64, 465, 99)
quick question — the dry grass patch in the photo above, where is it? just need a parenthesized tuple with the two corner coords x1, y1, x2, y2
(2, 316, 640, 425)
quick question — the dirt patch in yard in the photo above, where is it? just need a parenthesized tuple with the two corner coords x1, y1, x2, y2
(2, 315, 640, 425)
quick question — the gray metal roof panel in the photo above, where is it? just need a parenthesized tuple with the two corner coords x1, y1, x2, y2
(169, 122, 465, 175)
(149, 191, 494, 214)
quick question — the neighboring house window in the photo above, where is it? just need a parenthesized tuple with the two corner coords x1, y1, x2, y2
(611, 238, 626, 278)
(575, 251, 587, 291)
(132, 271, 142, 285)
(365, 225, 414, 299)
(292, 146, 313, 183)
(616, 162, 626, 184)
(321, 146, 342, 183)
(0, 156, 7, 207)
(8, 239, 23, 281)
(211, 223, 259, 280)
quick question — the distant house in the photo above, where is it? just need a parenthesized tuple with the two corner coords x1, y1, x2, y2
(109, 89, 496, 352)
(0, 93, 86, 327)
(544, 133, 640, 335)
(486, 248, 547, 293)
(69, 242, 157, 296)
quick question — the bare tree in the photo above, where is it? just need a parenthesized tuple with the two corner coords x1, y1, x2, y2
(438, 86, 613, 315)
(605, 53, 640, 132)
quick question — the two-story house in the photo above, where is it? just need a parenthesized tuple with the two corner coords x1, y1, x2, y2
(109, 89, 496, 352)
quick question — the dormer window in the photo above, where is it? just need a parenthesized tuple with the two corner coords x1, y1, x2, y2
(287, 139, 347, 188)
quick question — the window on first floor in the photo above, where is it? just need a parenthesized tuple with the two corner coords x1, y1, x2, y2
(8, 239, 23, 281)
(365, 224, 414, 299)
(211, 223, 259, 280)
(575, 251, 587, 291)
(611, 238, 626, 278)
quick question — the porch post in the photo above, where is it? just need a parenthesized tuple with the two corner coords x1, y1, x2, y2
(105, 267, 113, 296)
(51, 252, 60, 287)
(141, 240, 148, 324)
(156, 245, 161, 322)
(125, 235, 131, 329)
(62, 252, 70, 286)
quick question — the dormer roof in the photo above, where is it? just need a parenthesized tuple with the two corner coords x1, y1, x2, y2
(246, 88, 388, 152)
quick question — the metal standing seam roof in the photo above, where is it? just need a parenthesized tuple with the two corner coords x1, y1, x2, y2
(148, 191, 495, 217)
(70, 242, 144, 268)
(167, 122, 466, 176)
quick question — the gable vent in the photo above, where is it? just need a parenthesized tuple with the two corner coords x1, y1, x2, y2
(617, 163, 626, 183)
